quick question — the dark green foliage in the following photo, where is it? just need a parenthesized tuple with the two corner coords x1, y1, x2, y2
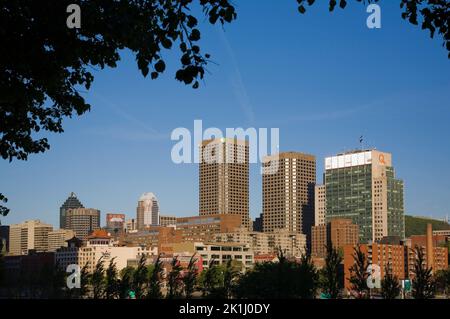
(235, 251, 318, 299)
(105, 258, 120, 299)
(0, 194, 8, 217)
(434, 268, 450, 296)
(91, 257, 105, 299)
(381, 264, 401, 299)
(147, 254, 164, 299)
(167, 256, 183, 299)
(296, 0, 449, 58)
(133, 254, 148, 299)
(119, 266, 134, 299)
(348, 244, 369, 299)
(405, 215, 450, 237)
(412, 246, 435, 299)
(183, 254, 198, 299)
(320, 244, 343, 298)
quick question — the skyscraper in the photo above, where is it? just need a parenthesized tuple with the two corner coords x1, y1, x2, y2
(59, 192, 84, 229)
(199, 138, 250, 229)
(136, 193, 160, 230)
(314, 184, 326, 226)
(9, 220, 53, 255)
(262, 152, 316, 237)
(65, 208, 100, 240)
(325, 149, 405, 243)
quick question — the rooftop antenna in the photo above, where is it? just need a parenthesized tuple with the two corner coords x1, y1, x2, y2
(359, 135, 364, 151)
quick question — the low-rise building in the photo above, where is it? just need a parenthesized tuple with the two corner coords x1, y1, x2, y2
(48, 229, 75, 252)
(312, 219, 359, 258)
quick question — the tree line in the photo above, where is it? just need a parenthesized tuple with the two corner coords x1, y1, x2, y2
(0, 245, 449, 299)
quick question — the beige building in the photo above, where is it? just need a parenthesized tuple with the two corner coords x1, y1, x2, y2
(214, 227, 306, 258)
(262, 152, 316, 236)
(65, 208, 100, 240)
(48, 229, 75, 252)
(314, 184, 326, 226)
(165, 241, 254, 270)
(199, 138, 250, 229)
(9, 220, 53, 255)
(56, 229, 156, 273)
(159, 215, 177, 227)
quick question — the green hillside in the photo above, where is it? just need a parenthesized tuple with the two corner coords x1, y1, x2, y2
(405, 215, 450, 237)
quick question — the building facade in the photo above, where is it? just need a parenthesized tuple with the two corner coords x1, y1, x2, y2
(199, 138, 250, 229)
(59, 192, 84, 229)
(314, 184, 326, 226)
(325, 150, 405, 243)
(159, 215, 177, 227)
(136, 192, 160, 230)
(65, 208, 100, 240)
(48, 229, 75, 252)
(9, 220, 53, 255)
(262, 152, 316, 238)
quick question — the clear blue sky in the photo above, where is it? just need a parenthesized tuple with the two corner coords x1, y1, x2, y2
(1, 1, 449, 227)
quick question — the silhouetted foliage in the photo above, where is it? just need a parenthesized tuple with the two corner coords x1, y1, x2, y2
(133, 254, 148, 299)
(147, 254, 164, 299)
(198, 259, 225, 298)
(183, 254, 198, 299)
(235, 250, 318, 299)
(320, 244, 343, 298)
(434, 268, 450, 296)
(412, 246, 435, 299)
(0, 194, 8, 217)
(119, 266, 135, 299)
(297, 0, 449, 58)
(167, 256, 183, 299)
(348, 244, 369, 299)
(381, 264, 401, 299)
(105, 258, 120, 299)
(91, 257, 105, 299)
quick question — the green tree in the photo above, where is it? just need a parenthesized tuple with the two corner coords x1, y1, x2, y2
(297, 0, 449, 58)
(105, 258, 120, 299)
(147, 254, 164, 299)
(133, 255, 148, 299)
(79, 262, 91, 299)
(119, 266, 135, 299)
(220, 259, 241, 299)
(381, 264, 401, 300)
(411, 246, 435, 299)
(348, 245, 369, 299)
(91, 257, 105, 299)
(320, 244, 343, 299)
(296, 253, 319, 299)
(167, 257, 183, 299)
(199, 259, 226, 298)
(434, 268, 450, 297)
(183, 254, 198, 299)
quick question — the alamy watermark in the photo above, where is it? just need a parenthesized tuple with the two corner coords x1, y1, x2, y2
(170, 120, 280, 174)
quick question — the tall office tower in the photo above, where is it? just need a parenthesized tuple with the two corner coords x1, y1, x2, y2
(325, 149, 405, 243)
(136, 193, 160, 230)
(65, 208, 100, 240)
(199, 138, 250, 229)
(9, 220, 53, 255)
(262, 152, 316, 238)
(60, 192, 84, 229)
(314, 184, 326, 226)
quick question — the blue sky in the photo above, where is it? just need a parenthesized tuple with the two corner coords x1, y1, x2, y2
(1, 1, 449, 227)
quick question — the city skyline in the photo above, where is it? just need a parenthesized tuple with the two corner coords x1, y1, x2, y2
(1, 1, 450, 226)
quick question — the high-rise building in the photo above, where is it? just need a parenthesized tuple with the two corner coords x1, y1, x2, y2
(253, 214, 263, 232)
(262, 152, 316, 237)
(199, 138, 250, 229)
(314, 185, 326, 226)
(59, 192, 84, 229)
(136, 193, 160, 230)
(9, 220, 53, 255)
(48, 229, 75, 252)
(65, 208, 100, 240)
(311, 218, 359, 258)
(325, 149, 405, 243)
(125, 219, 137, 233)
